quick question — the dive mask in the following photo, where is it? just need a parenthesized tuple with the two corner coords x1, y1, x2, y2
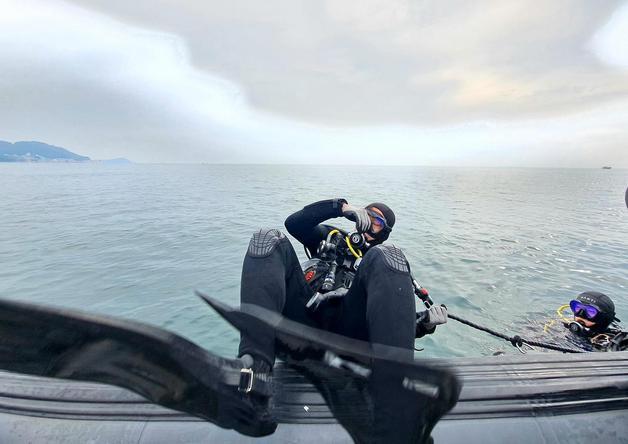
(569, 300, 599, 321)
(365, 208, 392, 242)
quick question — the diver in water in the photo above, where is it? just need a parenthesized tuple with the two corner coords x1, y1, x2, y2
(236, 198, 447, 390)
(565, 291, 627, 352)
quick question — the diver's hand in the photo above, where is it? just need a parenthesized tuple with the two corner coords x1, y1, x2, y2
(342, 203, 372, 233)
(422, 305, 448, 329)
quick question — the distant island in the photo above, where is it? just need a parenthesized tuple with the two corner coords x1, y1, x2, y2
(0, 140, 130, 163)
(0, 140, 90, 162)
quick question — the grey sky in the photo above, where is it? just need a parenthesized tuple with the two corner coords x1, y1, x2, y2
(1, 0, 628, 165)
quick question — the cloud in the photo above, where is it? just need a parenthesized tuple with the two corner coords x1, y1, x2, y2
(591, 1, 628, 68)
(65, 0, 628, 125)
(0, 0, 627, 166)
(0, 0, 257, 161)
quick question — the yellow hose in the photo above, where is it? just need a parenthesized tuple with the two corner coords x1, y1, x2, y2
(556, 304, 572, 322)
(543, 304, 573, 333)
(345, 236, 362, 258)
(326, 229, 340, 242)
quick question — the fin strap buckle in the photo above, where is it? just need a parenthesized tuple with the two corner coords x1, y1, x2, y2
(239, 368, 254, 393)
(237, 368, 271, 395)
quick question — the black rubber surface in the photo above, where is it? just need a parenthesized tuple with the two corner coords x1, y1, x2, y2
(2, 352, 628, 422)
(1, 352, 628, 443)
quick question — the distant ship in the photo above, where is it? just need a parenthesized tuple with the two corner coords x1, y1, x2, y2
(602, 166, 612, 169)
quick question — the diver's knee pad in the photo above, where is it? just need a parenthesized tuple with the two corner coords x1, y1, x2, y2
(369, 244, 410, 274)
(247, 228, 286, 258)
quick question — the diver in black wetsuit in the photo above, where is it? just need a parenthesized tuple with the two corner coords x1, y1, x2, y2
(237, 198, 447, 375)
(559, 192, 628, 352)
(564, 291, 627, 352)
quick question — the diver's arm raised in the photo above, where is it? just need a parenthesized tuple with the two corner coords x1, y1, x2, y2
(284, 198, 347, 254)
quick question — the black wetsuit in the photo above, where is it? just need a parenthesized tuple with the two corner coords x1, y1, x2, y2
(586, 327, 628, 352)
(538, 316, 628, 352)
(238, 198, 433, 366)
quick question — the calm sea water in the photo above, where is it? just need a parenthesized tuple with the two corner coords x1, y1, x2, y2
(1, 163, 627, 358)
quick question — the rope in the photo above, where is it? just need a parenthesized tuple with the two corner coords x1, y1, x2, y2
(411, 281, 584, 354)
(447, 313, 583, 354)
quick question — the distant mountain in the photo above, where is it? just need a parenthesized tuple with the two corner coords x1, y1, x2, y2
(0, 140, 90, 162)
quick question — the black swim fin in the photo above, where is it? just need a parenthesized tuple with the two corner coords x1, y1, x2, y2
(198, 291, 461, 444)
(0, 298, 277, 437)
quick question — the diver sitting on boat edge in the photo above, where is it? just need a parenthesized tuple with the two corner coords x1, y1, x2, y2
(235, 199, 448, 415)
(565, 291, 627, 352)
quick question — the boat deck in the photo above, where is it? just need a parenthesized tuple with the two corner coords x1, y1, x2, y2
(1, 352, 627, 443)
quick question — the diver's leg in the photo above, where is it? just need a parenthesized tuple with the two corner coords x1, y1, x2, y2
(362, 244, 416, 351)
(337, 244, 416, 354)
(238, 229, 313, 366)
(334, 245, 421, 440)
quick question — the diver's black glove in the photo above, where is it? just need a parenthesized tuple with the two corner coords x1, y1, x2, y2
(342, 203, 372, 233)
